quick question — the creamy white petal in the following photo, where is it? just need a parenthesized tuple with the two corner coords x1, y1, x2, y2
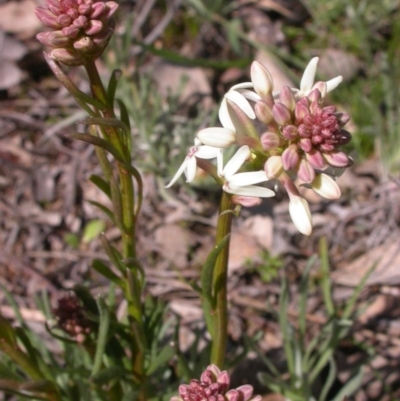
(240, 89, 262, 102)
(185, 156, 197, 183)
(216, 149, 224, 177)
(229, 82, 254, 90)
(326, 75, 343, 93)
(224, 184, 275, 198)
(228, 171, 268, 187)
(197, 127, 236, 148)
(225, 90, 256, 119)
(311, 173, 341, 199)
(289, 196, 312, 235)
(165, 158, 190, 188)
(300, 57, 319, 93)
(219, 98, 234, 130)
(195, 145, 220, 159)
(223, 146, 250, 178)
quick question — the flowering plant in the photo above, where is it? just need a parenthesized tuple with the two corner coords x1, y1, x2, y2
(0, 2, 359, 401)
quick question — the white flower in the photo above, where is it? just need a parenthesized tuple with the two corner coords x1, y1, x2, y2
(288, 196, 312, 236)
(165, 139, 222, 188)
(197, 127, 236, 148)
(221, 146, 274, 198)
(295, 57, 343, 99)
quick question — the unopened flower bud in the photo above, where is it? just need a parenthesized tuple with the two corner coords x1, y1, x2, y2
(282, 125, 298, 140)
(311, 173, 341, 199)
(255, 100, 274, 125)
(264, 156, 283, 179)
(310, 81, 327, 99)
(260, 131, 281, 150)
(272, 103, 291, 126)
(282, 144, 300, 170)
(297, 159, 315, 183)
(250, 61, 274, 99)
(306, 149, 326, 169)
(279, 86, 296, 112)
(231, 195, 262, 207)
(289, 196, 312, 235)
(295, 100, 310, 121)
(323, 151, 351, 167)
(197, 127, 236, 148)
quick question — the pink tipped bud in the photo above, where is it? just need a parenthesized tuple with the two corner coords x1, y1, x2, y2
(35, 7, 61, 29)
(62, 25, 80, 38)
(78, 4, 92, 15)
(104, 1, 119, 18)
(282, 125, 298, 140)
(89, 2, 106, 18)
(50, 48, 84, 66)
(255, 100, 274, 125)
(73, 15, 88, 28)
(279, 86, 296, 112)
(336, 112, 350, 126)
(85, 20, 103, 35)
(297, 159, 315, 183)
(264, 156, 283, 179)
(57, 14, 72, 27)
(281, 144, 300, 170)
(73, 37, 94, 51)
(311, 81, 327, 99)
(231, 195, 262, 207)
(250, 61, 274, 98)
(226, 390, 240, 401)
(299, 138, 312, 152)
(260, 131, 281, 150)
(306, 150, 326, 169)
(295, 101, 310, 121)
(237, 385, 254, 401)
(272, 103, 291, 126)
(323, 151, 351, 167)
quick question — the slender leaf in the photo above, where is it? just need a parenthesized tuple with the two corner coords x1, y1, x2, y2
(107, 69, 122, 106)
(91, 298, 111, 377)
(319, 357, 337, 401)
(89, 175, 111, 199)
(330, 367, 364, 401)
(92, 260, 124, 288)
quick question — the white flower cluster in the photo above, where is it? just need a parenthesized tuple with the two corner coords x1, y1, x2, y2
(166, 58, 347, 235)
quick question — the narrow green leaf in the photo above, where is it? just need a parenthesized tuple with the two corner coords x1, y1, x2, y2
(88, 201, 117, 225)
(147, 344, 175, 375)
(89, 175, 111, 199)
(67, 133, 124, 161)
(0, 315, 17, 346)
(107, 69, 122, 106)
(319, 357, 337, 401)
(91, 298, 111, 377)
(82, 220, 106, 243)
(330, 367, 363, 401)
(0, 379, 58, 401)
(100, 234, 125, 274)
(319, 237, 335, 317)
(109, 175, 124, 230)
(91, 366, 128, 384)
(92, 260, 124, 287)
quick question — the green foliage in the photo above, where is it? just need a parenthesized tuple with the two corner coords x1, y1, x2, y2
(255, 238, 373, 401)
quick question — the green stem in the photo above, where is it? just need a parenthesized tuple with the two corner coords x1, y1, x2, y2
(84, 60, 146, 398)
(210, 191, 234, 367)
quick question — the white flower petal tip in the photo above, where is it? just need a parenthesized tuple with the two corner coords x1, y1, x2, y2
(311, 174, 341, 199)
(300, 57, 319, 93)
(225, 90, 256, 119)
(222, 146, 251, 178)
(223, 184, 274, 198)
(165, 158, 189, 188)
(197, 127, 236, 148)
(326, 75, 343, 93)
(289, 196, 312, 235)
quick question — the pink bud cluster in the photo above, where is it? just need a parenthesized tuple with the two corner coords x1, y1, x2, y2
(35, 0, 118, 66)
(171, 365, 261, 401)
(262, 86, 352, 184)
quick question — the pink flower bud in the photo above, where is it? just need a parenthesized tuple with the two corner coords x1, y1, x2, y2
(310, 81, 327, 99)
(50, 48, 84, 66)
(323, 151, 351, 167)
(35, 7, 61, 29)
(78, 4, 92, 15)
(62, 25, 80, 38)
(57, 14, 72, 27)
(231, 195, 262, 207)
(336, 129, 352, 145)
(264, 156, 283, 179)
(272, 103, 291, 126)
(297, 159, 315, 183)
(237, 385, 254, 401)
(226, 390, 240, 401)
(336, 112, 350, 126)
(295, 101, 310, 121)
(104, 1, 119, 19)
(89, 2, 106, 18)
(85, 20, 103, 36)
(279, 86, 295, 112)
(299, 137, 312, 152)
(260, 131, 281, 150)
(306, 149, 326, 169)
(255, 100, 274, 125)
(282, 125, 298, 140)
(73, 15, 88, 28)
(73, 37, 94, 51)
(281, 144, 300, 170)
